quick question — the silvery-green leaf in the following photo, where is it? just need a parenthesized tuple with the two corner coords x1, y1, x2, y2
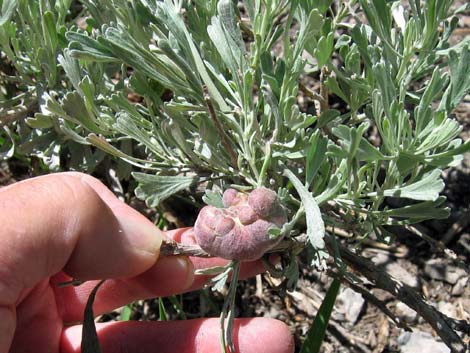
(283, 168, 325, 251)
(306, 131, 327, 187)
(26, 114, 53, 129)
(61, 92, 104, 134)
(202, 189, 224, 208)
(132, 172, 198, 207)
(446, 46, 470, 110)
(368, 169, 444, 201)
(0, 0, 17, 26)
(379, 197, 449, 220)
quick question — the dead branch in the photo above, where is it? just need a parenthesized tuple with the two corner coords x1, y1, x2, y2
(159, 238, 304, 258)
(328, 269, 412, 332)
(327, 237, 469, 353)
(404, 225, 469, 275)
(203, 85, 239, 170)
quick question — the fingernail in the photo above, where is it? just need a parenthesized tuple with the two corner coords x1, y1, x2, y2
(118, 216, 163, 258)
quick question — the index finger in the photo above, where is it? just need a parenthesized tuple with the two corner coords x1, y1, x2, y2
(54, 227, 269, 323)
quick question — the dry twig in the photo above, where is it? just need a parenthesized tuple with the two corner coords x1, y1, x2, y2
(203, 86, 239, 170)
(328, 269, 412, 332)
(404, 225, 469, 275)
(328, 238, 469, 353)
(442, 207, 470, 245)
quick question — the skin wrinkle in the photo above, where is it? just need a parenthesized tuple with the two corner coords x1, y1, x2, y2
(0, 305, 15, 351)
(12, 280, 63, 353)
(0, 254, 22, 307)
(43, 176, 114, 280)
(0, 176, 88, 307)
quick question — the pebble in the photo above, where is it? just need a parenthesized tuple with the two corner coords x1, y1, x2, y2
(395, 302, 417, 322)
(452, 277, 468, 296)
(371, 252, 390, 266)
(437, 301, 458, 319)
(386, 262, 419, 288)
(424, 259, 467, 284)
(398, 331, 450, 353)
(337, 288, 365, 324)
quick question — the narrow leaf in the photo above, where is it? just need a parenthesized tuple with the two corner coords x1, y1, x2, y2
(448, 46, 470, 109)
(0, 0, 17, 26)
(283, 168, 325, 250)
(300, 278, 341, 353)
(306, 132, 327, 187)
(81, 279, 106, 353)
(379, 196, 449, 219)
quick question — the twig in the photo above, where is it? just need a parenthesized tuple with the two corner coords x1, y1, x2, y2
(319, 66, 329, 114)
(404, 225, 469, 275)
(327, 237, 468, 353)
(327, 319, 372, 353)
(327, 226, 408, 257)
(0, 102, 38, 127)
(442, 207, 470, 245)
(298, 82, 325, 104)
(160, 240, 213, 257)
(328, 269, 412, 332)
(203, 85, 239, 170)
(159, 238, 304, 258)
(56, 239, 304, 287)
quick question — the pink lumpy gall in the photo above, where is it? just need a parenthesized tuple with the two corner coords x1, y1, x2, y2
(194, 187, 287, 261)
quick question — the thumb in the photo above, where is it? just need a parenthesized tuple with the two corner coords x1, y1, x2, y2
(0, 172, 164, 306)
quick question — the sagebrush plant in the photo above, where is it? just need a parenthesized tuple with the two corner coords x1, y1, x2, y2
(1, 0, 470, 352)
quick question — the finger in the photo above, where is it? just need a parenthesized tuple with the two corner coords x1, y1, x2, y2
(55, 228, 267, 323)
(61, 318, 294, 353)
(0, 172, 164, 307)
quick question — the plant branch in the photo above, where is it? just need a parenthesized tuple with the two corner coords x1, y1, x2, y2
(0, 101, 38, 127)
(203, 86, 239, 170)
(404, 225, 469, 275)
(319, 66, 330, 114)
(328, 269, 411, 332)
(159, 238, 304, 258)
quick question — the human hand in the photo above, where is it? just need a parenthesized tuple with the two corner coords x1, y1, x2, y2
(0, 172, 293, 353)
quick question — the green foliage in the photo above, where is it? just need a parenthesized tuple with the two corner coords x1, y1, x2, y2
(133, 172, 198, 207)
(2, 0, 469, 279)
(1, 1, 470, 351)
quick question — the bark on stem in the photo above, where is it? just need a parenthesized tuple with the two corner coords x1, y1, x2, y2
(203, 85, 239, 170)
(327, 237, 468, 353)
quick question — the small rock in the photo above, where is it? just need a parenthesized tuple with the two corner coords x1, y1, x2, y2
(395, 302, 417, 322)
(452, 277, 468, 296)
(437, 301, 457, 319)
(424, 259, 466, 284)
(337, 288, 365, 324)
(386, 262, 419, 288)
(371, 252, 390, 266)
(398, 331, 450, 353)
